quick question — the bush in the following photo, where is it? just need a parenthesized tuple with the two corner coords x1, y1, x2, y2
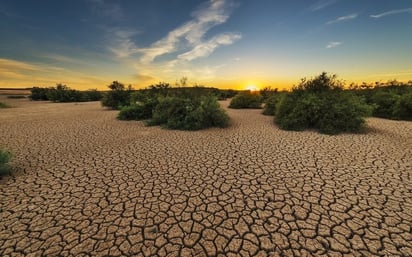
(30, 85, 102, 102)
(83, 89, 103, 101)
(0, 148, 12, 176)
(275, 72, 372, 134)
(393, 92, 412, 120)
(262, 94, 284, 116)
(148, 95, 229, 130)
(229, 92, 262, 109)
(371, 91, 400, 119)
(117, 99, 157, 121)
(101, 81, 133, 109)
(0, 102, 11, 108)
(30, 87, 50, 100)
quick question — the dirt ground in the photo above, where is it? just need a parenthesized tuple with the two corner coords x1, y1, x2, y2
(0, 96, 411, 256)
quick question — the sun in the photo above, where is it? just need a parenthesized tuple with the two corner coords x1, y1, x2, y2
(245, 84, 259, 92)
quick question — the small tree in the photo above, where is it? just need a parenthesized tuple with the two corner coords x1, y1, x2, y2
(101, 81, 133, 109)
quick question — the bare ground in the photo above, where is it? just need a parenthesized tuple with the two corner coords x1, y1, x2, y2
(0, 97, 411, 256)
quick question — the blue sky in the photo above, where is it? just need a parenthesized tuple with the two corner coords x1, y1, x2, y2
(0, 0, 411, 90)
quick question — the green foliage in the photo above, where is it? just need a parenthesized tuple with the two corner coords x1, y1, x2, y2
(0, 102, 11, 108)
(393, 92, 412, 120)
(30, 85, 102, 102)
(229, 92, 262, 109)
(370, 91, 400, 119)
(262, 93, 284, 116)
(83, 89, 103, 101)
(148, 95, 229, 130)
(351, 81, 412, 120)
(30, 87, 50, 100)
(117, 97, 158, 121)
(260, 87, 278, 102)
(275, 72, 372, 134)
(101, 81, 133, 109)
(0, 148, 12, 176)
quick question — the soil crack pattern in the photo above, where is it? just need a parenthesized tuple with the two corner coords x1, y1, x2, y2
(0, 99, 411, 256)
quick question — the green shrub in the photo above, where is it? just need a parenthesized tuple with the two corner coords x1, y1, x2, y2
(371, 91, 400, 119)
(101, 81, 133, 109)
(30, 85, 102, 102)
(117, 99, 157, 121)
(83, 89, 103, 101)
(30, 87, 50, 100)
(275, 72, 372, 134)
(0, 102, 11, 108)
(393, 92, 412, 120)
(148, 95, 229, 130)
(229, 92, 262, 109)
(0, 148, 12, 176)
(262, 94, 284, 116)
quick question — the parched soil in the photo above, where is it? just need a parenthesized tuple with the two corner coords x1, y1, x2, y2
(0, 97, 411, 256)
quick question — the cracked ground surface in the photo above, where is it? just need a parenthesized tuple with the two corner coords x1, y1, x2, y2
(0, 97, 411, 257)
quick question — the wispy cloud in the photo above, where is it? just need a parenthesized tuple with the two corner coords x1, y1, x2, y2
(178, 32, 241, 61)
(326, 41, 343, 48)
(310, 0, 339, 11)
(327, 13, 358, 24)
(370, 8, 412, 19)
(0, 58, 109, 89)
(107, 0, 240, 62)
(107, 29, 140, 58)
(0, 58, 39, 72)
(138, 0, 240, 63)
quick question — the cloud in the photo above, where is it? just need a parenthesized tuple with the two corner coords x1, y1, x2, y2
(0, 58, 40, 72)
(178, 32, 241, 61)
(139, 0, 239, 63)
(310, 0, 339, 11)
(326, 41, 342, 48)
(134, 74, 156, 83)
(370, 8, 412, 19)
(0, 58, 110, 89)
(327, 13, 358, 24)
(107, 29, 140, 58)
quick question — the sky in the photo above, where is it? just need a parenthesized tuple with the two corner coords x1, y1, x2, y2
(0, 0, 411, 90)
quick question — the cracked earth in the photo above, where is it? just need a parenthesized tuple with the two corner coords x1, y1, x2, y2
(0, 97, 411, 257)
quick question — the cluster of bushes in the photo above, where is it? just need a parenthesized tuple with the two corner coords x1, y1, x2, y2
(0, 148, 12, 176)
(352, 82, 412, 120)
(105, 82, 230, 130)
(268, 72, 373, 134)
(30, 84, 103, 102)
(228, 92, 262, 109)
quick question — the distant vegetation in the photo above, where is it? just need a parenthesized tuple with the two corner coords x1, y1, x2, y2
(228, 92, 262, 109)
(350, 81, 412, 121)
(0, 148, 12, 176)
(30, 84, 103, 102)
(105, 81, 231, 130)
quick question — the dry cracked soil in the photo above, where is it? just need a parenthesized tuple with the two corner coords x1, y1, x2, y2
(0, 97, 411, 257)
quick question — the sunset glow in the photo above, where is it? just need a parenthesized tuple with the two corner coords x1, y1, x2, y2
(0, 0, 411, 90)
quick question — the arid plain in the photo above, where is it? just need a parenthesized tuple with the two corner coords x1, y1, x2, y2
(0, 96, 411, 256)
